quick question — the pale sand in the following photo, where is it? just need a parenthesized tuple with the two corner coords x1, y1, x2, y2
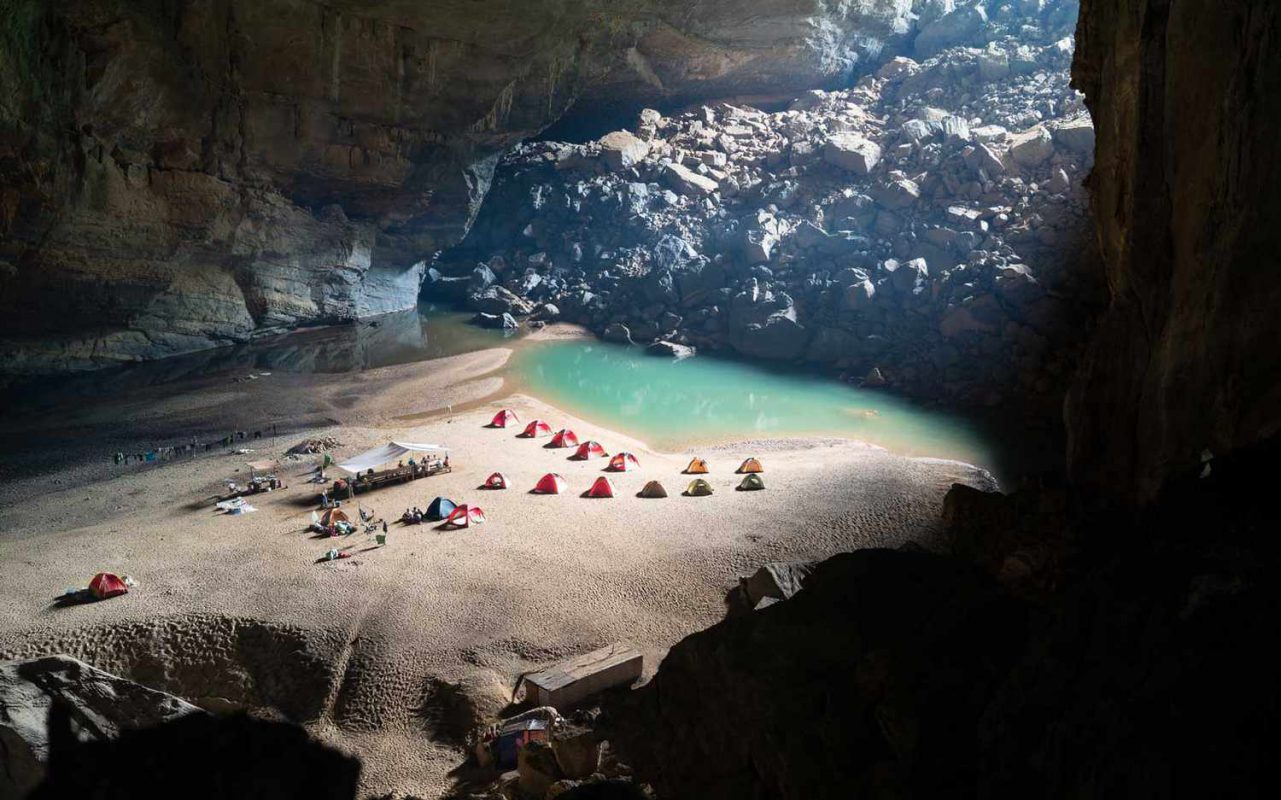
(0, 353, 995, 797)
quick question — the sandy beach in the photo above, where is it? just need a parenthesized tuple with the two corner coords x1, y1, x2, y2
(0, 351, 996, 797)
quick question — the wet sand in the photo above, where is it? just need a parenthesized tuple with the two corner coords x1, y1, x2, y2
(0, 349, 996, 797)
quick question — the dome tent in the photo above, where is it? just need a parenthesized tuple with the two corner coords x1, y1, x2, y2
(520, 420, 553, 438)
(638, 480, 668, 498)
(685, 478, 714, 496)
(490, 409, 519, 428)
(607, 452, 641, 472)
(586, 476, 617, 498)
(426, 496, 458, 520)
(444, 504, 486, 528)
(571, 441, 608, 460)
(533, 473, 568, 494)
(549, 429, 580, 448)
(684, 457, 709, 474)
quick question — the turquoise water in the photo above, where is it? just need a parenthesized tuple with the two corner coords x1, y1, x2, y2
(512, 340, 1001, 474)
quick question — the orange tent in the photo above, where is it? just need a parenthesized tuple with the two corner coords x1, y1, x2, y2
(520, 419, 553, 438)
(490, 409, 519, 428)
(571, 441, 608, 460)
(483, 472, 509, 489)
(549, 429, 580, 448)
(533, 473, 568, 494)
(88, 572, 129, 600)
(586, 476, 616, 498)
(320, 508, 350, 526)
(607, 452, 640, 472)
(684, 457, 710, 474)
(444, 504, 486, 527)
(737, 457, 764, 474)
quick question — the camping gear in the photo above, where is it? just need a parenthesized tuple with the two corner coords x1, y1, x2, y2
(426, 496, 458, 521)
(684, 457, 710, 474)
(490, 409, 519, 428)
(737, 457, 764, 474)
(337, 441, 446, 474)
(737, 473, 766, 491)
(521, 642, 643, 711)
(324, 548, 352, 561)
(606, 452, 640, 472)
(549, 429, 580, 448)
(483, 472, 509, 489)
(375, 534, 387, 546)
(638, 480, 668, 498)
(494, 719, 550, 769)
(533, 473, 568, 494)
(685, 478, 714, 496)
(88, 572, 129, 600)
(571, 441, 608, 460)
(444, 504, 486, 528)
(586, 476, 616, 498)
(520, 419, 553, 438)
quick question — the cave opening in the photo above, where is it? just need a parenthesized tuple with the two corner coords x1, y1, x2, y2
(24, 1, 1281, 799)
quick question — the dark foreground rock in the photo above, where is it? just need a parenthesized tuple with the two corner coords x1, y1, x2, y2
(612, 549, 1026, 798)
(0, 655, 201, 797)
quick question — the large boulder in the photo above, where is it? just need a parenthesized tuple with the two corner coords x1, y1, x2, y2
(1008, 127, 1056, 168)
(823, 133, 883, 175)
(733, 309, 809, 361)
(0, 656, 202, 797)
(914, 5, 990, 57)
(598, 130, 651, 171)
(663, 163, 720, 197)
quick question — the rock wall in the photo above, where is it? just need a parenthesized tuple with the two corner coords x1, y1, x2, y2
(0, 0, 926, 375)
(1066, 0, 1281, 506)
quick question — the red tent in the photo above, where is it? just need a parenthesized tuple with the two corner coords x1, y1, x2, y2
(586, 476, 616, 498)
(607, 452, 641, 472)
(483, 472, 509, 489)
(520, 419, 553, 438)
(571, 441, 608, 460)
(445, 504, 486, 527)
(490, 409, 519, 428)
(549, 429, 580, 448)
(88, 572, 129, 600)
(533, 473, 568, 494)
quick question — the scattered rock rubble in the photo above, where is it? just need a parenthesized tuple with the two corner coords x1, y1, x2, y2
(434, 11, 1101, 407)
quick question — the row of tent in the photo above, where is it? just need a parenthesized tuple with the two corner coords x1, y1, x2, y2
(482, 472, 763, 496)
(492, 408, 766, 475)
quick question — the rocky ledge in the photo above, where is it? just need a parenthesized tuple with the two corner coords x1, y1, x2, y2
(434, 7, 1099, 407)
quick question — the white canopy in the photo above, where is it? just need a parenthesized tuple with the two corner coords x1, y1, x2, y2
(337, 441, 445, 474)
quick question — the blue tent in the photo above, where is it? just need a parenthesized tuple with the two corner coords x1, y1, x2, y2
(426, 496, 457, 521)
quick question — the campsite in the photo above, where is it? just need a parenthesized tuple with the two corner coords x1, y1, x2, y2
(0, 389, 994, 797)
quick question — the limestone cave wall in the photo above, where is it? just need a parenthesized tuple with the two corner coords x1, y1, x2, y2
(1067, 0, 1281, 506)
(0, 0, 920, 374)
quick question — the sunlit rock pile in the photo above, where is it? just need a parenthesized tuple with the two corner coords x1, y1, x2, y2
(436, 15, 1100, 406)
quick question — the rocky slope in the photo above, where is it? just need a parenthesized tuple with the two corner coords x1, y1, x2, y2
(0, 0, 938, 375)
(434, 4, 1097, 407)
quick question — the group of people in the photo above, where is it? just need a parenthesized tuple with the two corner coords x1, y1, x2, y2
(113, 424, 281, 467)
(400, 507, 428, 525)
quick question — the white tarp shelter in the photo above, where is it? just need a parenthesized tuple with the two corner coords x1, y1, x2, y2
(337, 441, 446, 474)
